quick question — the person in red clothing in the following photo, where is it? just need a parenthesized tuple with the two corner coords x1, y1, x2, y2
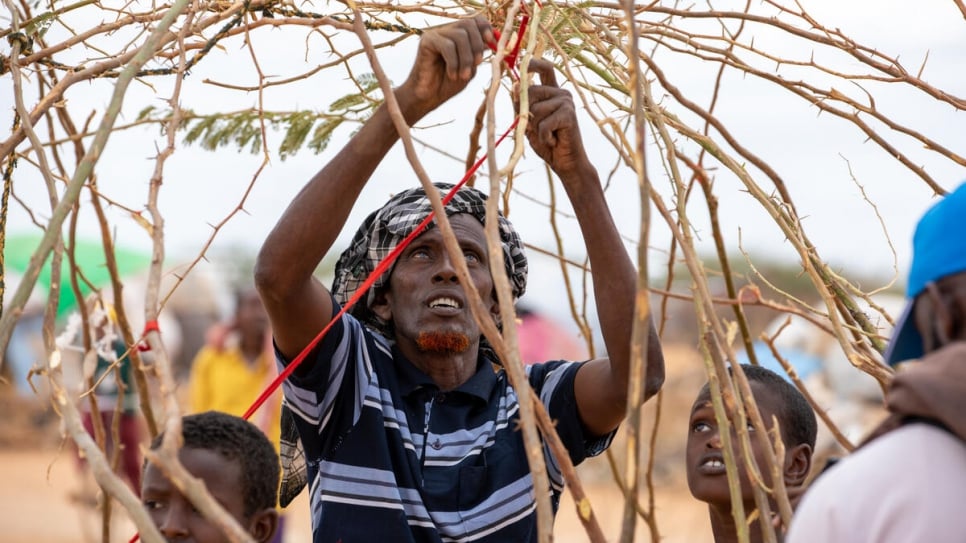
(515, 305, 587, 364)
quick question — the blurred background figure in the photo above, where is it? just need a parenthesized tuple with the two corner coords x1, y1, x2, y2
(3, 302, 45, 397)
(152, 263, 224, 383)
(187, 285, 286, 543)
(60, 295, 144, 507)
(515, 304, 588, 364)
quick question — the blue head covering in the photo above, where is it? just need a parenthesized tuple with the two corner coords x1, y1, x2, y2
(885, 182, 966, 365)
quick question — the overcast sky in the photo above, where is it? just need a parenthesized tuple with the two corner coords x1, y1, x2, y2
(3, 0, 964, 320)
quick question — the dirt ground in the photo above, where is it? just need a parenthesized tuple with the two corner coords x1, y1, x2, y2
(0, 447, 710, 543)
(0, 344, 807, 542)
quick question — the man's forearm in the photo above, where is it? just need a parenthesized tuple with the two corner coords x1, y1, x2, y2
(561, 165, 636, 364)
(254, 92, 424, 358)
(562, 163, 664, 397)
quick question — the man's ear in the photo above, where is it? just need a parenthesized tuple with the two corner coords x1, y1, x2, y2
(371, 288, 392, 322)
(783, 443, 813, 488)
(249, 508, 279, 543)
(489, 295, 501, 325)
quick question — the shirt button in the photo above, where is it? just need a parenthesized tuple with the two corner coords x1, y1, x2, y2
(431, 439, 442, 450)
(436, 393, 446, 403)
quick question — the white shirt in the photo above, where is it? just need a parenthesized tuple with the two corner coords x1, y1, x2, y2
(787, 423, 966, 542)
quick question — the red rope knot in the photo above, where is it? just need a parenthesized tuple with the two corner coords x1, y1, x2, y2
(487, 1, 538, 82)
(137, 320, 160, 352)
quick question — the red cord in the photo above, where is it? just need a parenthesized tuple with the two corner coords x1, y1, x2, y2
(242, 117, 520, 421)
(136, 320, 160, 352)
(243, 3, 536, 421)
(486, 4, 531, 82)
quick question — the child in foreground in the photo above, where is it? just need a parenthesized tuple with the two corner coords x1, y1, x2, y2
(686, 364, 817, 543)
(140, 410, 280, 543)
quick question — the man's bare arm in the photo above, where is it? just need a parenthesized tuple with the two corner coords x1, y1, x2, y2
(520, 59, 665, 436)
(254, 17, 497, 360)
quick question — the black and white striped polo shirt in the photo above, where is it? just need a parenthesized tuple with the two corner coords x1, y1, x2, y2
(281, 303, 614, 543)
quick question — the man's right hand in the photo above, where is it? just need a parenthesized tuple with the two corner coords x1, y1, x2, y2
(397, 16, 496, 121)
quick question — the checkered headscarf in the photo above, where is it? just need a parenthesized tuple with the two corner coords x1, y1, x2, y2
(332, 182, 528, 335)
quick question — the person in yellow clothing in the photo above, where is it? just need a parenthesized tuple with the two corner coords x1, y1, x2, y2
(188, 286, 286, 543)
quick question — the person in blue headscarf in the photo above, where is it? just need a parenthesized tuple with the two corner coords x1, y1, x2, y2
(788, 182, 966, 543)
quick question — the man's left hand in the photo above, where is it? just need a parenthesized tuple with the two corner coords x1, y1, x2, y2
(515, 59, 591, 178)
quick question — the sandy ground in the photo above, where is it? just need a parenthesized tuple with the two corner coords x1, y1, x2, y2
(0, 446, 710, 543)
(0, 344, 783, 542)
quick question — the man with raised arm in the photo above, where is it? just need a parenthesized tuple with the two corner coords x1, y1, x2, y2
(254, 16, 664, 543)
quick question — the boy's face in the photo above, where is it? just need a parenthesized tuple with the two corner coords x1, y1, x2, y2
(685, 381, 788, 507)
(141, 447, 277, 543)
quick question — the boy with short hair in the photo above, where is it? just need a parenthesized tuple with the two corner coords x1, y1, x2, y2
(686, 364, 817, 543)
(140, 411, 280, 543)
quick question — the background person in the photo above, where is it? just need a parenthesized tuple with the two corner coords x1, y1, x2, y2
(62, 296, 143, 505)
(187, 285, 286, 542)
(787, 181, 966, 543)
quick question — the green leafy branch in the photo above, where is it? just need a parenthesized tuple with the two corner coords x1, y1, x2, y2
(136, 73, 382, 159)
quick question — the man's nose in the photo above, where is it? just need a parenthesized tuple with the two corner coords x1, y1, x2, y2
(432, 252, 460, 283)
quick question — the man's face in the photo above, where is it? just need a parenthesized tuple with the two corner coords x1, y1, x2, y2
(373, 213, 498, 357)
(141, 447, 274, 543)
(685, 381, 786, 507)
(914, 270, 966, 353)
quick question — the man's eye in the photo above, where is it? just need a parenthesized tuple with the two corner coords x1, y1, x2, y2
(464, 251, 480, 263)
(143, 499, 163, 511)
(411, 248, 430, 259)
(691, 421, 711, 433)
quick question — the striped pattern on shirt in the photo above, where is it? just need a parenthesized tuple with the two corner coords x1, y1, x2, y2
(280, 304, 614, 543)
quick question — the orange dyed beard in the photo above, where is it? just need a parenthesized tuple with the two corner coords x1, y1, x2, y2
(416, 331, 471, 355)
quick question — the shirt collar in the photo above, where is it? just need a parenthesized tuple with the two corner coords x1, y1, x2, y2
(395, 345, 436, 397)
(394, 345, 497, 403)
